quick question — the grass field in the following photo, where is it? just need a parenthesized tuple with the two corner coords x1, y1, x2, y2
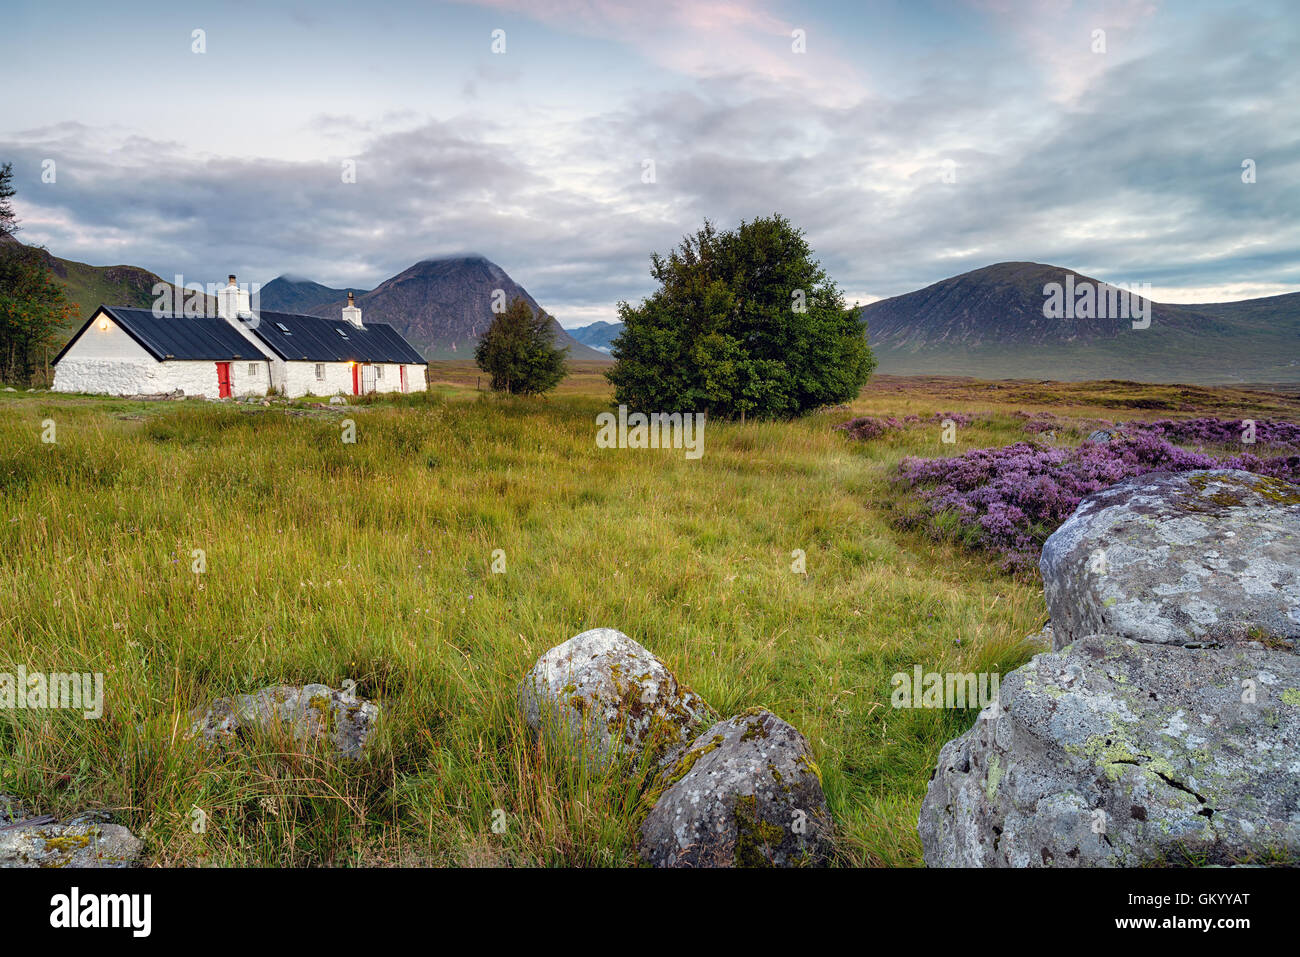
(2, 366, 1298, 866)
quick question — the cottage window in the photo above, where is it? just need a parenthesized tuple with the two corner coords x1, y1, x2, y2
(376, 365, 384, 379)
(248, 363, 257, 376)
(315, 363, 325, 380)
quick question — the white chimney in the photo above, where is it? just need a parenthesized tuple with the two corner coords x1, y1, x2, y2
(217, 274, 251, 321)
(342, 291, 363, 328)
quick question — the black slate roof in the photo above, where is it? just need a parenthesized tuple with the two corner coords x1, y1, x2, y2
(54, 306, 428, 366)
(53, 306, 271, 364)
(248, 310, 426, 364)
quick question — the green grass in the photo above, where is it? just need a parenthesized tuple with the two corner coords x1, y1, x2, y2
(2, 372, 1294, 866)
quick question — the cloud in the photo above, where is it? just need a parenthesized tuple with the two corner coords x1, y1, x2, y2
(2, 1, 1296, 326)
(463, 0, 867, 102)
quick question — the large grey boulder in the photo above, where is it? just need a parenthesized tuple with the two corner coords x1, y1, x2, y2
(638, 709, 834, 867)
(519, 628, 712, 767)
(189, 683, 379, 758)
(1041, 469, 1300, 651)
(1, 797, 143, 868)
(919, 634, 1300, 866)
(922, 468, 1300, 867)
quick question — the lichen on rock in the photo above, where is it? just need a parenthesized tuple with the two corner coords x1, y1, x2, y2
(919, 634, 1300, 866)
(518, 628, 713, 767)
(188, 682, 380, 758)
(1040, 469, 1300, 651)
(638, 709, 833, 868)
(921, 469, 1300, 867)
(1, 797, 143, 869)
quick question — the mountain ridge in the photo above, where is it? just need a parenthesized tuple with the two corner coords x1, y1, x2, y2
(1, 239, 205, 340)
(264, 256, 606, 360)
(860, 261, 1300, 383)
(565, 320, 620, 353)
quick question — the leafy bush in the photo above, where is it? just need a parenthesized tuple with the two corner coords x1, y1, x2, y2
(607, 215, 875, 420)
(474, 296, 567, 396)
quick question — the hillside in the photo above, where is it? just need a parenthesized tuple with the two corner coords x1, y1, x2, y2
(567, 320, 621, 353)
(1, 239, 203, 343)
(258, 276, 370, 315)
(266, 256, 607, 360)
(862, 262, 1300, 383)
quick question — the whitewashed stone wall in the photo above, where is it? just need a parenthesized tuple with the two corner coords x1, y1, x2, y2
(55, 357, 233, 397)
(404, 364, 428, 393)
(54, 357, 156, 395)
(229, 359, 272, 397)
(280, 361, 428, 397)
(283, 361, 354, 397)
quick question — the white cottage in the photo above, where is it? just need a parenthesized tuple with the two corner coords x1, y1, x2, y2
(51, 304, 272, 397)
(53, 277, 428, 398)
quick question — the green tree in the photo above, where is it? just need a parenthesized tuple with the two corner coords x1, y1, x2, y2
(607, 215, 875, 420)
(0, 162, 75, 384)
(0, 162, 16, 237)
(474, 296, 568, 395)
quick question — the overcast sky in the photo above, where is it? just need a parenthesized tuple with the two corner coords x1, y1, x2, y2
(4, 0, 1297, 326)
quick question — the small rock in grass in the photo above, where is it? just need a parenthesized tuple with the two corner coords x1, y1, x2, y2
(638, 709, 834, 868)
(519, 628, 712, 768)
(0, 796, 143, 868)
(189, 683, 379, 758)
(1026, 622, 1054, 647)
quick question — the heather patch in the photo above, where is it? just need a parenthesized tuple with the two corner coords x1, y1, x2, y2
(1015, 414, 1300, 449)
(896, 431, 1300, 574)
(1129, 416, 1300, 449)
(835, 415, 905, 441)
(836, 410, 990, 442)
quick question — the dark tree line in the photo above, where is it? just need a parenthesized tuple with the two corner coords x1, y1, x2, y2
(0, 162, 75, 385)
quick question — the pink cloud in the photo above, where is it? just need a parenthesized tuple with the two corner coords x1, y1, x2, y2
(462, 0, 867, 101)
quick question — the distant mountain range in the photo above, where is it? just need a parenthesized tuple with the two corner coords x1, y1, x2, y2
(565, 320, 621, 354)
(18, 240, 1297, 381)
(256, 276, 369, 316)
(261, 257, 606, 360)
(567, 261, 1300, 383)
(861, 262, 1300, 384)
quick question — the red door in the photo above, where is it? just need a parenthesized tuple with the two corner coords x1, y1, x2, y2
(351, 363, 361, 395)
(399, 365, 407, 393)
(215, 362, 232, 398)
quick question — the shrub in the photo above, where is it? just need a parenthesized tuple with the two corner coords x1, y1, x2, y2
(607, 215, 875, 420)
(835, 416, 904, 441)
(474, 297, 567, 396)
(1129, 417, 1300, 448)
(836, 411, 989, 442)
